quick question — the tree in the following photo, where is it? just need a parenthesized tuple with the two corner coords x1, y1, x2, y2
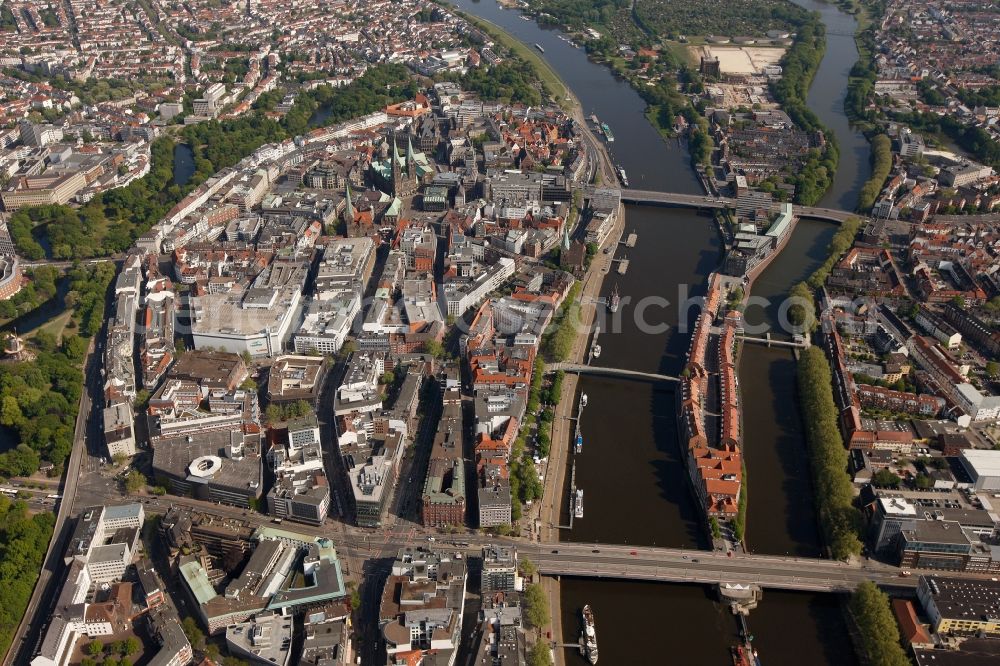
(519, 557, 537, 579)
(987, 361, 999, 379)
(87, 640, 104, 656)
(709, 516, 721, 540)
(422, 339, 445, 359)
(523, 584, 550, 630)
(124, 636, 140, 656)
(872, 469, 901, 489)
(181, 617, 205, 651)
(529, 641, 553, 666)
(849, 582, 910, 666)
(124, 470, 146, 494)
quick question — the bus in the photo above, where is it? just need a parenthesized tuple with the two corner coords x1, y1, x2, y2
(46, 494, 62, 500)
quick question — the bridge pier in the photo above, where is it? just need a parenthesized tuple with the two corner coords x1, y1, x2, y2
(717, 583, 762, 615)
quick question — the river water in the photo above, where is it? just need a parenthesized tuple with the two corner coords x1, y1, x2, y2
(456, 0, 865, 661)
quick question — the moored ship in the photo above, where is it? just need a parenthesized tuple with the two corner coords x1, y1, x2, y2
(535, 43, 545, 52)
(575, 433, 583, 453)
(616, 165, 629, 187)
(592, 344, 601, 358)
(600, 122, 614, 142)
(581, 604, 598, 664)
(574, 489, 584, 519)
(580, 393, 588, 409)
(608, 284, 620, 313)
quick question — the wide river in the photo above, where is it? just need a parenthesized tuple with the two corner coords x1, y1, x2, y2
(448, 0, 870, 663)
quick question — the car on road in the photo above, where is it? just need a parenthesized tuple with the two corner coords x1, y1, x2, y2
(427, 537, 436, 542)
(682, 555, 688, 559)
(551, 550, 559, 554)
(691, 559, 699, 563)
(629, 550, 637, 556)
(900, 570, 911, 577)
(592, 549, 600, 553)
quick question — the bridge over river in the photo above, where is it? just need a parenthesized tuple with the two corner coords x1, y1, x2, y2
(612, 188, 857, 224)
(547, 362, 678, 383)
(516, 541, 915, 593)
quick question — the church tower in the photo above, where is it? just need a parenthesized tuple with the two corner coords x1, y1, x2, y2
(344, 182, 355, 223)
(391, 132, 403, 197)
(406, 135, 417, 179)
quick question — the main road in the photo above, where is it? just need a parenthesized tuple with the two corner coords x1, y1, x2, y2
(116, 492, 922, 595)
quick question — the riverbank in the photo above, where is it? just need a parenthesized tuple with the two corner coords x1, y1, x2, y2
(537, 205, 625, 664)
(446, 6, 568, 105)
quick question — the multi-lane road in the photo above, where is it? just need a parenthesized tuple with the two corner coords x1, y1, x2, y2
(98, 491, 919, 595)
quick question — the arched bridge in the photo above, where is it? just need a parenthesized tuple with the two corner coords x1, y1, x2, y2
(548, 363, 678, 383)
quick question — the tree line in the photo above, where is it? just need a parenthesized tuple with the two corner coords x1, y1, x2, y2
(848, 582, 910, 666)
(857, 134, 892, 212)
(0, 263, 114, 477)
(796, 346, 863, 560)
(0, 497, 55, 658)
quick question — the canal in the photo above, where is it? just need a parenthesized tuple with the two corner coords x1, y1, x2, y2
(446, 0, 864, 662)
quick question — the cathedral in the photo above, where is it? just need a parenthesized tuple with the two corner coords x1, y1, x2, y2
(370, 131, 432, 198)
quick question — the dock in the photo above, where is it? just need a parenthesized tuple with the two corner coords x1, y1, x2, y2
(625, 232, 637, 247)
(616, 259, 628, 275)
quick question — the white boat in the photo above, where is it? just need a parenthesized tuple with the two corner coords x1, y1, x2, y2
(581, 604, 598, 664)
(609, 284, 620, 313)
(574, 489, 584, 519)
(592, 344, 601, 358)
(580, 393, 588, 408)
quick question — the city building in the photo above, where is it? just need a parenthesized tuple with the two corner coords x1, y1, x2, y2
(379, 548, 467, 665)
(225, 613, 293, 666)
(481, 545, 519, 594)
(918, 576, 1000, 636)
(103, 401, 136, 458)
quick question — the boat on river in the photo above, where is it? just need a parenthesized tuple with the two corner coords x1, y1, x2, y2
(600, 122, 614, 142)
(535, 43, 545, 52)
(574, 489, 584, 518)
(608, 284, 620, 313)
(581, 605, 598, 664)
(616, 165, 629, 187)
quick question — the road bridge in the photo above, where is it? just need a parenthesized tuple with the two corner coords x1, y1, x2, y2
(614, 188, 856, 224)
(121, 493, 933, 596)
(548, 362, 678, 383)
(516, 542, 915, 593)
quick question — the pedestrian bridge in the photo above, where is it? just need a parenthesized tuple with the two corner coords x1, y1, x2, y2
(547, 363, 678, 383)
(615, 188, 856, 224)
(738, 334, 810, 350)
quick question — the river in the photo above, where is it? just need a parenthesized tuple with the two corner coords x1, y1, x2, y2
(446, 0, 864, 662)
